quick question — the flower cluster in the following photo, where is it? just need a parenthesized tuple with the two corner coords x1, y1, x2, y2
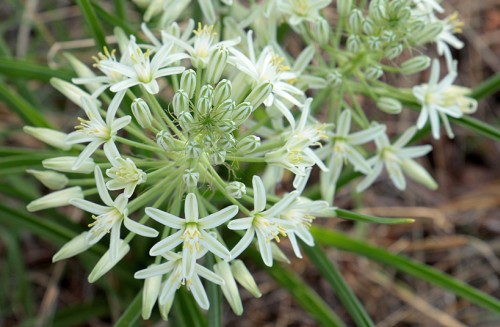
(25, 0, 477, 320)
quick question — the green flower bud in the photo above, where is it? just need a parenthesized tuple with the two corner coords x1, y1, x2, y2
(231, 260, 261, 298)
(245, 81, 272, 109)
(362, 17, 375, 35)
(183, 168, 199, 188)
(327, 70, 343, 86)
(311, 18, 330, 46)
(214, 99, 235, 120)
(199, 84, 214, 99)
(364, 64, 383, 80)
(225, 181, 246, 199)
(368, 0, 387, 21)
(206, 46, 229, 84)
(141, 272, 162, 320)
(213, 79, 232, 106)
(156, 130, 175, 151)
(172, 90, 190, 117)
(43, 156, 95, 174)
(210, 150, 226, 165)
(347, 34, 362, 53)
(50, 77, 93, 108)
(377, 97, 402, 114)
(24, 126, 71, 150)
(186, 141, 202, 158)
(368, 36, 381, 50)
(381, 30, 396, 43)
(88, 241, 130, 283)
(410, 21, 443, 45)
(213, 261, 243, 315)
(178, 111, 194, 131)
(337, 0, 352, 16)
(384, 43, 403, 59)
(52, 232, 92, 262)
(237, 135, 260, 153)
(27, 169, 69, 190)
(401, 159, 438, 190)
(400, 55, 431, 75)
(196, 96, 212, 116)
(131, 98, 153, 128)
(27, 186, 83, 212)
(180, 69, 196, 98)
(232, 102, 252, 125)
(348, 9, 363, 34)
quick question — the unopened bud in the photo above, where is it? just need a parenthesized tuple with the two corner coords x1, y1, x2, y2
(27, 169, 69, 190)
(348, 9, 363, 34)
(337, 0, 352, 16)
(50, 77, 93, 108)
(368, 0, 387, 21)
(199, 84, 214, 99)
(180, 69, 196, 98)
(346, 34, 362, 53)
(27, 186, 83, 212)
(231, 260, 261, 298)
(377, 97, 402, 114)
(43, 156, 95, 174)
(131, 98, 153, 128)
(400, 56, 431, 75)
(52, 232, 92, 262)
(213, 261, 243, 315)
(311, 18, 330, 45)
(237, 135, 260, 153)
(367, 36, 381, 50)
(178, 111, 194, 131)
(24, 126, 71, 150)
(88, 240, 130, 283)
(142, 272, 162, 319)
(232, 102, 252, 125)
(411, 21, 443, 45)
(327, 70, 343, 86)
(384, 44, 403, 59)
(364, 65, 383, 80)
(225, 181, 246, 198)
(156, 130, 175, 151)
(196, 96, 212, 116)
(186, 141, 202, 158)
(214, 99, 235, 119)
(362, 17, 375, 35)
(206, 46, 229, 84)
(182, 168, 199, 188)
(245, 81, 272, 109)
(214, 79, 232, 106)
(172, 90, 190, 117)
(211, 150, 226, 165)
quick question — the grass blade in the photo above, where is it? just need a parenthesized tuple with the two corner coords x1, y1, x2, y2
(450, 115, 500, 141)
(470, 73, 500, 100)
(303, 243, 374, 327)
(335, 209, 415, 225)
(115, 291, 142, 327)
(76, 0, 107, 51)
(0, 57, 74, 81)
(312, 227, 500, 313)
(207, 254, 222, 327)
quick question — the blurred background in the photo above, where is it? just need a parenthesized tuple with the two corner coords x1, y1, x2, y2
(0, 0, 499, 326)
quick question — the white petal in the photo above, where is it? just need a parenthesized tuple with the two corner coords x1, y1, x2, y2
(70, 198, 109, 215)
(199, 205, 238, 229)
(184, 193, 199, 222)
(227, 217, 253, 230)
(134, 261, 176, 279)
(252, 175, 266, 212)
(230, 228, 255, 258)
(149, 230, 184, 256)
(94, 166, 114, 206)
(124, 217, 158, 237)
(146, 207, 184, 228)
(200, 230, 231, 260)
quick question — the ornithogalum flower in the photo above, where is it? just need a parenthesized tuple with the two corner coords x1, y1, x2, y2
(146, 193, 238, 277)
(70, 166, 158, 260)
(106, 157, 147, 198)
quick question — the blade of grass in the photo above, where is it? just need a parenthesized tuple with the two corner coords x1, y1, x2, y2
(207, 254, 222, 327)
(91, 1, 137, 36)
(76, 0, 107, 51)
(335, 209, 415, 225)
(449, 115, 500, 141)
(312, 227, 500, 313)
(470, 73, 500, 100)
(302, 243, 374, 327)
(115, 291, 142, 327)
(0, 82, 52, 128)
(0, 57, 74, 81)
(173, 288, 207, 327)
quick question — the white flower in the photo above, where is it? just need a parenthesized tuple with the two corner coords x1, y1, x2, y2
(134, 251, 224, 310)
(70, 166, 158, 260)
(265, 98, 328, 175)
(434, 13, 464, 70)
(412, 59, 470, 139)
(65, 93, 131, 170)
(99, 36, 186, 94)
(163, 23, 240, 68)
(228, 176, 299, 266)
(356, 127, 437, 192)
(278, 0, 331, 26)
(281, 197, 331, 258)
(229, 31, 305, 127)
(106, 157, 146, 198)
(318, 110, 386, 203)
(145, 193, 238, 277)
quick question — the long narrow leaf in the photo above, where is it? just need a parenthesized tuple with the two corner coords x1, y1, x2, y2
(115, 291, 142, 327)
(0, 57, 74, 81)
(312, 227, 500, 313)
(77, 0, 107, 51)
(470, 73, 500, 100)
(207, 254, 222, 327)
(335, 209, 415, 225)
(91, 1, 136, 36)
(302, 243, 374, 327)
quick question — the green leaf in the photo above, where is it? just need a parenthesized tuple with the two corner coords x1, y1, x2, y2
(0, 82, 52, 128)
(207, 254, 222, 327)
(0, 57, 74, 81)
(91, 1, 137, 36)
(312, 227, 500, 313)
(303, 243, 374, 327)
(449, 115, 500, 141)
(77, 0, 107, 51)
(173, 288, 207, 327)
(335, 209, 415, 224)
(470, 73, 500, 100)
(115, 291, 142, 327)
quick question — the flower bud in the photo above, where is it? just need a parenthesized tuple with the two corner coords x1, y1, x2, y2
(53, 232, 92, 262)
(206, 46, 229, 84)
(65, 53, 100, 94)
(401, 159, 438, 190)
(50, 77, 93, 108)
(225, 181, 246, 199)
(88, 240, 130, 283)
(384, 44, 403, 60)
(232, 102, 252, 125)
(337, 0, 352, 16)
(178, 111, 194, 131)
(43, 156, 95, 174)
(381, 30, 395, 42)
(411, 21, 443, 45)
(27, 169, 69, 190)
(172, 90, 190, 117)
(245, 81, 272, 109)
(214, 99, 235, 119)
(400, 55, 431, 75)
(362, 17, 375, 35)
(237, 135, 260, 153)
(346, 34, 362, 53)
(142, 272, 162, 319)
(196, 96, 212, 116)
(367, 36, 381, 50)
(180, 69, 196, 98)
(23, 126, 71, 150)
(211, 150, 226, 165)
(368, 0, 387, 21)
(271, 243, 290, 264)
(199, 84, 214, 99)
(327, 70, 343, 86)
(186, 141, 202, 158)
(218, 119, 236, 133)
(214, 261, 243, 315)
(159, 294, 174, 320)
(183, 168, 199, 188)
(311, 18, 330, 46)
(27, 186, 83, 212)
(348, 9, 363, 34)
(364, 65, 383, 80)
(377, 97, 402, 114)
(231, 260, 261, 298)
(213, 79, 232, 106)
(156, 130, 175, 151)
(131, 98, 153, 128)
